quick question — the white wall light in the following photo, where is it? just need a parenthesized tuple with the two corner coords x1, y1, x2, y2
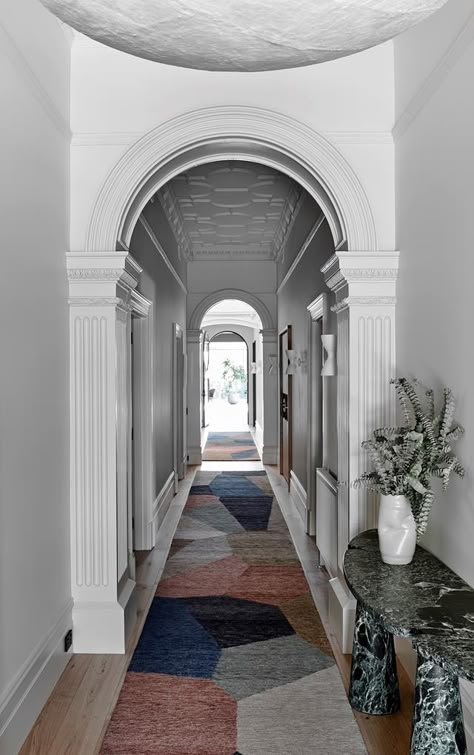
(268, 355, 277, 375)
(286, 349, 307, 374)
(321, 334, 337, 376)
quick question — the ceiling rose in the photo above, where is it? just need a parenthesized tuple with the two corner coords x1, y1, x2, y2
(41, 0, 449, 72)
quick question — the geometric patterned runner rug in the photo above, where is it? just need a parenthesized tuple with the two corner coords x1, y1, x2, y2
(202, 431, 260, 461)
(100, 470, 366, 755)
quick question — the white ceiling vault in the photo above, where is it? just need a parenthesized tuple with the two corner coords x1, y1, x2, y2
(156, 161, 304, 262)
(201, 300, 263, 331)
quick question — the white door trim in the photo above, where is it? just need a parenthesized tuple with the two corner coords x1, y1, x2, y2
(131, 294, 153, 550)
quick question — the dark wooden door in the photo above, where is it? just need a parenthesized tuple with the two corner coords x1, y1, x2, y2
(279, 326, 292, 487)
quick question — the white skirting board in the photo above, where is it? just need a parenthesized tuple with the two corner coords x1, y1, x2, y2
(254, 421, 264, 457)
(261, 445, 278, 465)
(328, 576, 356, 654)
(290, 471, 307, 524)
(152, 471, 176, 540)
(187, 446, 202, 466)
(461, 680, 474, 752)
(0, 600, 73, 755)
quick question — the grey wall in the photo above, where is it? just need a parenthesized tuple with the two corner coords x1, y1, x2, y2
(0, 1, 71, 748)
(143, 199, 187, 285)
(130, 216, 187, 500)
(277, 216, 335, 487)
(278, 193, 322, 286)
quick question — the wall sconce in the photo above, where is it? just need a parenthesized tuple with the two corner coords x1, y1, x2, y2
(286, 349, 307, 375)
(250, 361, 257, 374)
(268, 355, 277, 374)
(321, 334, 337, 376)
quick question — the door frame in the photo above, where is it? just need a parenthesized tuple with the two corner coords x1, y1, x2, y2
(306, 293, 328, 537)
(172, 323, 186, 493)
(279, 325, 292, 486)
(130, 292, 153, 551)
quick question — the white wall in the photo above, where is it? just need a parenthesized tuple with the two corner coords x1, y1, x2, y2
(69, 35, 395, 254)
(395, 1, 474, 741)
(0, 2, 72, 752)
(395, 0, 474, 587)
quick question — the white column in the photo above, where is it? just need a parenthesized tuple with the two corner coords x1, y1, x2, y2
(322, 251, 399, 651)
(67, 251, 142, 653)
(186, 329, 203, 465)
(261, 328, 279, 465)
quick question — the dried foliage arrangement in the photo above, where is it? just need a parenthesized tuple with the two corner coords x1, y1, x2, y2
(354, 378, 465, 539)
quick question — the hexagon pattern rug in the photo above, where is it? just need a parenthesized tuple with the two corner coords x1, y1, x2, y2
(100, 470, 366, 754)
(202, 432, 260, 461)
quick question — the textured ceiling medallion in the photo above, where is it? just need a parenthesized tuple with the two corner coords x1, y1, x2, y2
(41, 0, 448, 71)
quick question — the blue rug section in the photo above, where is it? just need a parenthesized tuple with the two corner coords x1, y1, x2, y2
(189, 485, 214, 495)
(129, 597, 221, 678)
(210, 473, 267, 498)
(220, 496, 273, 531)
(231, 449, 262, 459)
(184, 596, 295, 649)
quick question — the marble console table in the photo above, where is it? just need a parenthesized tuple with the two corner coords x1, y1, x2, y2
(344, 530, 474, 755)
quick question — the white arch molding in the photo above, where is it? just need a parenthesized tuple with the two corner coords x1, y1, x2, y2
(189, 290, 273, 331)
(85, 106, 378, 253)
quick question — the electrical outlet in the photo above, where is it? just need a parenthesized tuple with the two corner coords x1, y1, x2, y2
(64, 629, 73, 653)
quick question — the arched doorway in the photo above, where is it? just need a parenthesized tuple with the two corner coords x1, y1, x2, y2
(69, 107, 398, 655)
(198, 298, 264, 462)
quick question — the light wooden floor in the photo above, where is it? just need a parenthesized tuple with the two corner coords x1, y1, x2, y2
(20, 463, 414, 755)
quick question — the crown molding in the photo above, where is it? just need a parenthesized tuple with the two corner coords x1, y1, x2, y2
(273, 185, 304, 263)
(66, 251, 142, 305)
(0, 21, 71, 140)
(393, 8, 474, 141)
(307, 292, 328, 322)
(138, 216, 187, 294)
(322, 251, 399, 312)
(332, 296, 397, 313)
(131, 289, 152, 317)
(276, 213, 326, 295)
(157, 185, 192, 261)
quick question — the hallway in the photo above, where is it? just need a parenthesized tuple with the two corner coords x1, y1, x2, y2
(4, 2, 474, 751)
(20, 463, 414, 755)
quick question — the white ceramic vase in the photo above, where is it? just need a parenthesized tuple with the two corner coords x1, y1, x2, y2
(378, 494, 417, 565)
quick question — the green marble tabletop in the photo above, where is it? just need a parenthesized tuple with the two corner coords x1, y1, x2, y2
(344, 530, 474, 682)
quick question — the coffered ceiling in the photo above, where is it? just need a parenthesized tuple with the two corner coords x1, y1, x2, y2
(156, 161, 303, 262)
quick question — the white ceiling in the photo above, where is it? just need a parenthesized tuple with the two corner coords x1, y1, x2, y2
(201, 300, 262, 330)
(157, 161, 303, 262)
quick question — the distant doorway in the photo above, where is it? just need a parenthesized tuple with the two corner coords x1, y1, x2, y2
(202, 331, 260, 461)
(207, 332, 249, 431)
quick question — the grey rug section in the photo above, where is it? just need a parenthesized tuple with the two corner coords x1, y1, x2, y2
(214, 634, 334, 700)
(163, 536, 232, 577)
(237, 666, 367, 755)
(188, 503, 245, 534)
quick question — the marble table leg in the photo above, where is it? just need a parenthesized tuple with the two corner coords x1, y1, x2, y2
(410, 650, 466, 755)
(349, 602, 400, 714)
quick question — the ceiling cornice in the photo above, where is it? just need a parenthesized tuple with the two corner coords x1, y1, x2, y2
(157, 184, 193, 261)
(272, 185, 303, 262)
